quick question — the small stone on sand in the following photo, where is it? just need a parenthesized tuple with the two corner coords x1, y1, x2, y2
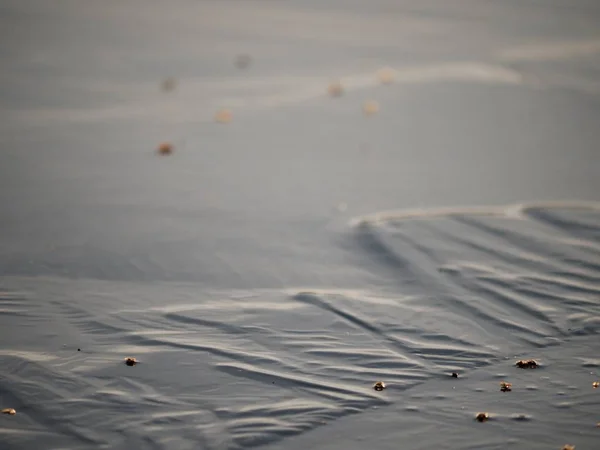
(362, 100, 379, 116)
(157, 142, 174, 155)
(327, 81, 344, 97)
(124, 357, 138, 366)
(234, 54, 252, 69)
(475, 412, 489, 422)
(215, 109, 233, 124)
(161, 77, 177, 92)
(562, 445, 575, 450)
(451, 372, 458, 378)
(373, 381, 386, 391)
(377, 67, 396, 85)
(2, 408, 16, 415)
(500, 381, 512, 392)
(593, 381, 599, 388)
(516, 359, 538, 369)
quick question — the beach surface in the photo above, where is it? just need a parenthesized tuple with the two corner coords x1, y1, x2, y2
(1, 1, 599, 449)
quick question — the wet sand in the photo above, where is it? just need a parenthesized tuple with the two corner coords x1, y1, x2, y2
(1, 1, 599, 449)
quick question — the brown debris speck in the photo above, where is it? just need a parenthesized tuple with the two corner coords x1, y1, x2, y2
(2, 408, 16, 415)
(327, 81, 344, 98)
(161, 77, 177, 92)
(373, 381, 386, 391)
(593, 381, 599, 388)
(124, 357, 138, 366)
(215, 109, 233, 124)
(562, 445, 575, 450)
(515, 359, 538, 369)
(376, 67, 396, 85)
(362, 100, 379, 116)
(157, 142, 174, 156)
(475, 412, 489, 422)
(234, 54, 252, 70)
(500, 381, 512, 392)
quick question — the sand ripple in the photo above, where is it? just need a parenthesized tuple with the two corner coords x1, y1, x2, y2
(1, 202, 599, 448)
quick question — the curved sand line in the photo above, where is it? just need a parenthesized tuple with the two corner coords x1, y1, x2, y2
(349, 200, 600, 227)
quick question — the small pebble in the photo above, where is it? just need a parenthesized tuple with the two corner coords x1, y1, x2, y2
(77, 348, 81, 352)
(124, 357, 138, 366)
(234, 54, 252, 70)
(157, 142, 174, 155)
(515, 359, 538, 369)
(1, 408, 16, 415)
(215, 109, 233, 124)
(373, 381, 386, 391)
(562, 445, 575, 450)
(451, 372, 458, 378)
(475, 412, 489, 422)
(593, 381, 599, 388)
(327, 81, 344, 97)
(376, 67, 396, 85)
(362, 100, 379, 116)
(500, 381, 512, 392)
(161, 77, 177, 92)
